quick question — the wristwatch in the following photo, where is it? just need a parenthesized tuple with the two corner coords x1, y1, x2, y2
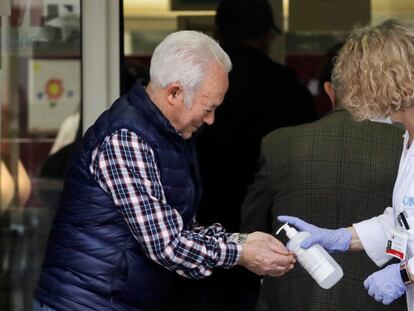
(400, 260, 414, 286)
(237, 233, 248, 245)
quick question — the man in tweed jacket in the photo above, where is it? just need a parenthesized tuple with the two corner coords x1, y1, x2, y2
(241, 87, 407, 309)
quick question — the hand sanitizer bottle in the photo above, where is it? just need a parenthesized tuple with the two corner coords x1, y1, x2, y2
(276, 222, 343, 289)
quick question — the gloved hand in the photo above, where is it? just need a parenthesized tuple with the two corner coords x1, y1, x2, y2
(364, 263, 406, 305)
(277, 215, 352, 252)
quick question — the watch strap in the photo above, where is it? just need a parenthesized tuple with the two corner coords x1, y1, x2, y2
(400, 260, 414, 286)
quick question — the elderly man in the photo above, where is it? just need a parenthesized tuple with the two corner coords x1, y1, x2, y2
(33, 31, 294, 311)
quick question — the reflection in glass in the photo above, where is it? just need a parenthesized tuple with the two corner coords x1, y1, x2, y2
(0, 1, 81, 310)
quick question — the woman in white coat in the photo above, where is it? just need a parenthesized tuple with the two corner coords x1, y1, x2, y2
(280, 19, 414, 309)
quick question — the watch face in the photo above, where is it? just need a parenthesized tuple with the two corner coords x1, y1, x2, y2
(238, 233, 248, 244)
(400, 264, 413, 285)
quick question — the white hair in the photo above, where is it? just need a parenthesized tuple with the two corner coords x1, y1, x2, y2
(150, 30, 232, 107)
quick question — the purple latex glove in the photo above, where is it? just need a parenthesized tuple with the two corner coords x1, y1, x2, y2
(364, 263, 406, 305)
(277, 215, 352, 252)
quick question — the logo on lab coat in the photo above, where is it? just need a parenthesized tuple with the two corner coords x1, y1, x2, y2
(403, 196, 414, 207)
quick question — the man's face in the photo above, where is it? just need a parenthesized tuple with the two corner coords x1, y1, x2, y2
(171, 62, 229, 139)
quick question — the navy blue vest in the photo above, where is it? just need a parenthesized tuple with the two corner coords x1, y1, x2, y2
(35, 83, 201, 311)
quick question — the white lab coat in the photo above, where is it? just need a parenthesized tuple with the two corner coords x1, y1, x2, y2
(354, 131, 414, 309)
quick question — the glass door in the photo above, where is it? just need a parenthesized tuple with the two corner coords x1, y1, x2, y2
(0, 1, 81, 310)
(0, 1, 120, 310)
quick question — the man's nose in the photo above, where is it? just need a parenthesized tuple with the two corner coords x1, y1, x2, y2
(203, 111, 215, 125)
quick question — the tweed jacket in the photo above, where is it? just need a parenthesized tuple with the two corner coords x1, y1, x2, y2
(241, 108, 407, 311)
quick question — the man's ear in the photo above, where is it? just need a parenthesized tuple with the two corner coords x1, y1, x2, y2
(323, 81, 336, 109)
(166, 83, 183, 106)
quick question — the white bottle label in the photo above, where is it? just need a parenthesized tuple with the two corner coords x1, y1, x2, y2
(296, 246, 335, 281)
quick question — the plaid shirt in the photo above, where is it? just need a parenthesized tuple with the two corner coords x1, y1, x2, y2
(90, 129, 241, 279)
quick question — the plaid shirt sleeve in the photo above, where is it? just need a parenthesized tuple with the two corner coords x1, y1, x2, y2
(90, 129, 241, 279)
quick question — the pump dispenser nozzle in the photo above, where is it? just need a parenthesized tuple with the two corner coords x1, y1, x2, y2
(276, 220, 344, 289)
(276, 222, 298, 239)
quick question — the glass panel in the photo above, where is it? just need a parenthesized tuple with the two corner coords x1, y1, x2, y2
(0, 1, 81, 310)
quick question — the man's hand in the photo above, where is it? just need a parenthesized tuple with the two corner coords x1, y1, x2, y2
(237, 232, 295, 277)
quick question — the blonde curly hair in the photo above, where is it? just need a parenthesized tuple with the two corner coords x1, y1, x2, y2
(332, 19, 414, 120)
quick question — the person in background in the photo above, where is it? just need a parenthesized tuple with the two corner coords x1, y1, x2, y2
(279, 19, 414, 309)
(241, 40, 406, 310)
(168, 1, 316, 310)
(122, 60, 150, 93)
(33, 30, 295, 311)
